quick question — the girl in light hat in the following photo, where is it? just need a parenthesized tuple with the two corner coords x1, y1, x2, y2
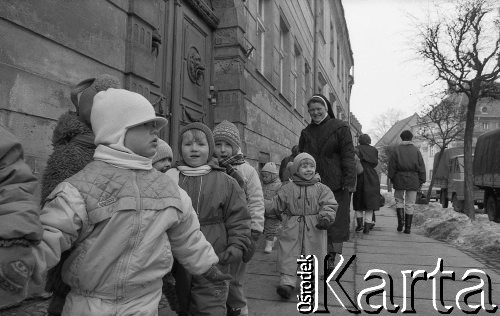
(261, 162, 282, 253)
(29, 89, 229, 315)
(266, 153, 338, 299)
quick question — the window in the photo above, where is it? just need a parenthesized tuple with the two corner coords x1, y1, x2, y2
(481, 106, 488, 113)
(482, 122, 489, 130)
(337, 44, 341, 79)
(329, 22, 335, 64)
(317, 0, 325, 39)
(292, 46, 301, 109)
(304, 62, 311, 110)
(429, 170, 433, 180)
(256, 0, 266, 73)
(278, 17, 290, 95)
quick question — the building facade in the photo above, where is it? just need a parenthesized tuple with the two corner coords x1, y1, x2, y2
(0, 0, 355, 174)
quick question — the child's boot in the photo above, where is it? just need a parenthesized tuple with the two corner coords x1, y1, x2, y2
(355, 217, 363, 232)
(276, 285, 294, 299)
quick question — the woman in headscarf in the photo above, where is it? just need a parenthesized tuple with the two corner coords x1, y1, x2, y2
(353, 134, 381, 234)
(298, 94, 356, 274)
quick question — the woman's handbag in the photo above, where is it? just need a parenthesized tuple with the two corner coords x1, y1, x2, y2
(355, 154, 364, 175)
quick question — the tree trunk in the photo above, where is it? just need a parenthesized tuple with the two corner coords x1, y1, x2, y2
(427, 147, 445, 202)
(464, 95, 478, 220)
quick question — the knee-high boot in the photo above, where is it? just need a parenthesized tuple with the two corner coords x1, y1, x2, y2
(396, 208, 405, 232)
(355, 217, 363, 232)
(404, 214, 413, 234)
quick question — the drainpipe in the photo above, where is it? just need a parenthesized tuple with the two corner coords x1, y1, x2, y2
(313, 1, 318, 93)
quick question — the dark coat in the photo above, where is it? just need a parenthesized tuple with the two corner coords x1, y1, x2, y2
(41, 112, 95, 203)
(40, 112, 95, 296)
(388, 141, 426, 191)
(299, 116, 356, 243)
(353, 145, 381, 211)
(0, 125, 42, 244)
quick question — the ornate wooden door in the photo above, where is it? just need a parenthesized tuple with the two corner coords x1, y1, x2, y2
(169, 1, 214, 155)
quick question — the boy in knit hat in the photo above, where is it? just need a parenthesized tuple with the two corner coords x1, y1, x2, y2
(41, 74, 120, 316)
(213, 120, 265, 316)
(153, 138, 174, 173)
(261, 162, 282, 253)
(166, 122, 251, 316)
(29, 89, 229, 315)
(266, 153, 338, 299)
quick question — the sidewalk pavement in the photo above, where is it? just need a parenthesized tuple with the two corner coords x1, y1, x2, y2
(234, 206, 500, 316)
(4, 206, 499, 315)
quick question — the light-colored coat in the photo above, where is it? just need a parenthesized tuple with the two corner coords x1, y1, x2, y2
(265, 181, 337, 277)
(234, 162, 265, 233)
(31, 161, 218, 315)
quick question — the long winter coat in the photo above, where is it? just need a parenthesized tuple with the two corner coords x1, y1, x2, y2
(353, 145, 381, 211)
(31, 161, 218, 315)
(265, 181, 337, 277)
(166, 168, 251, 257)
(388, 141, 426, 191)
(299, 117, 356, 243)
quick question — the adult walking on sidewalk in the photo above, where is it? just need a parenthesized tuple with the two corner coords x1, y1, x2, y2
(353, 134, 381, 234)
(298, 94, 356, 273)
(388, 130, 426, 234)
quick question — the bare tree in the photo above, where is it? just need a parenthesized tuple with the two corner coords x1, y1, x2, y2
(417, 0, 500, 219)
(417, 97, 466, 201)
(376, 145, 396, 191)
(369, 108, 405, 144)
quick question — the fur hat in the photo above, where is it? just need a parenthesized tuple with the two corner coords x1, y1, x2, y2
(153, 139, 173, 164)
(293, 153, 316, 172)
(71, 74, 120, 121)
(359, 134, 371, 145)
(307, 94, 335, 118)
(179, 122, 215, 159)
(261, 162, 278, 174)
(213, 120, 241, 154)
(91, 88, 167, 147)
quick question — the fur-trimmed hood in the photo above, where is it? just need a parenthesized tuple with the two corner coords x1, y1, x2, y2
(51, 112, 93, 146)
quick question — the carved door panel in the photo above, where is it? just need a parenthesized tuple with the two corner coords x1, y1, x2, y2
(169, 1, 213, 153)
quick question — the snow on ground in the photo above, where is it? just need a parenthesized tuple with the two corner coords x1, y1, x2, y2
(380, 190, 500, 260)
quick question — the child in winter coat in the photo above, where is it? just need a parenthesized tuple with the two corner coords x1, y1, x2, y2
(266, 153, 337, 300)
(29, 89, 229, 315)
(40, 74, 120, 316)
(166, 122, 251, 316)
(261, 162, 282, 253)
(213, 120, 265, 316)
(0, 125, 42, 310)
(152, 138, 173, 173)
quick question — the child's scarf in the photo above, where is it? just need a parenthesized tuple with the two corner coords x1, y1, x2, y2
(262, 173, 279, 185)
(218, 154, 246, 188)
(94, 144, 152, 170)
(177, 165, 212, 177)
(290, 173, 321, 186)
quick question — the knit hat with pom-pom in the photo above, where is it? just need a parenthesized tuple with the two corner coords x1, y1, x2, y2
(213, 120, 241, 154)
(261, 162, 278, 174)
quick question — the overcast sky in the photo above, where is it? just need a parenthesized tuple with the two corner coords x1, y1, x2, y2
(343, 0, 449, 132)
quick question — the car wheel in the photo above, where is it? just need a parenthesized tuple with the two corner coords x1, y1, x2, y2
(477, 203, 484, 210)
(452, 194, 464, 213)
(486, 195, 498, 222)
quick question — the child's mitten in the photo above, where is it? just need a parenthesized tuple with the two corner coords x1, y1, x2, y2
(201, 265, 232, 283)
(219, 245, 243, 264)
(315, 217, 330, 230)
(0, 245, 35, 309)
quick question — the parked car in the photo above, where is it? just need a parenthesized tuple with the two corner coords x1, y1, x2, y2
(473, 128, 500, 222)
(433, 148, 484, 212)
(421, 183, 440, 201)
